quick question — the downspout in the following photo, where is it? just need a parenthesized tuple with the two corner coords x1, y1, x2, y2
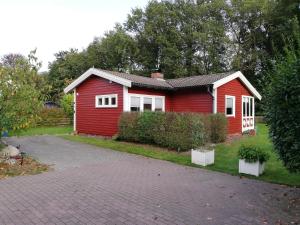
(207, 85, 217, 114)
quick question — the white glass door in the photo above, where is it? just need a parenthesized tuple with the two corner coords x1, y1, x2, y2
(242, 96, 254, 132)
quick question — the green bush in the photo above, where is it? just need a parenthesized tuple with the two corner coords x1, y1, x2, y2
(60, 94, 74, 120)
(238, 145, 270, 163)
(264, 51, 300, 172)
(38, 108, 70, 126)
(118, 112, 226, 151)
(118, 112, 140, 142)
(210, 113, 227, 143)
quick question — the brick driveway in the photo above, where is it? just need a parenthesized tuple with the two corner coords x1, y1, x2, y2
(1, 136, 299, 225)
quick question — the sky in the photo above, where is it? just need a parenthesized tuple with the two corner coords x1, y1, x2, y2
(0, 0, 149, 71)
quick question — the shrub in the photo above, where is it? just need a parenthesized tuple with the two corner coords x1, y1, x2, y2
(60, 94, 74, 120)
(118, 112, 139, 142)
(210, 113, 227, 143)
(118, 112, 227, 151)
(238, 145, 270, 164)
(264, 51, 300, 172)
(38, 108, 70, 126)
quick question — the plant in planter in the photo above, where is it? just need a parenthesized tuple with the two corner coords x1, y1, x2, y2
(191, 144, 215, 166)
(238, 145, 270, 176)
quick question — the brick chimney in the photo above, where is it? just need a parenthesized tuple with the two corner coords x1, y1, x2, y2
(151, 72, 164, 80)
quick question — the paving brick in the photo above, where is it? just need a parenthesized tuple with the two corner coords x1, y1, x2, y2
(1, 135, 299, 225)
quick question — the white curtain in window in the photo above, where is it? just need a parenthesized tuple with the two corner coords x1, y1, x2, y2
(155, 98, 163, 109)
(131, 96, 140, 107)
(144, 97, 152, 104)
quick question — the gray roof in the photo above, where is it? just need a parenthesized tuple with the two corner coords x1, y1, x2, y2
(97, 69, 173, 89)
(96, 69, 234, 90)
(167, 72, 234, 88)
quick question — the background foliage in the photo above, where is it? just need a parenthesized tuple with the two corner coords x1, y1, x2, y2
(60, 94, 74, 121)
(45, 0, 300, 103)
(0, 51, 43, 134)
(264, 48, 300, 172)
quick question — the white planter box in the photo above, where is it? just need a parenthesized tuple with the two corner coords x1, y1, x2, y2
(239, 159, 265, 177)
(191, 149, 214, 166)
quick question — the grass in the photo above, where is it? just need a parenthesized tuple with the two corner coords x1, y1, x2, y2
(9, 126, 73, 137)
(62, 124, 300, 186)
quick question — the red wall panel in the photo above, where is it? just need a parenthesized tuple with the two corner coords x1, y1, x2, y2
(171, 88, 213, 113)
(76, 75, 123, 136)
(217, 79, 252, 134)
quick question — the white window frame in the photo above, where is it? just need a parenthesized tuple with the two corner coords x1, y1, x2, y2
(128, 93, 165, 112)
(95, 94, 118, 108)
(242, 95, 255, 132)
(225, 95, 236, 117)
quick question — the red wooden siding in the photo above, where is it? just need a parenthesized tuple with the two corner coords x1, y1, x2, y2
(128, 87, 172, 111)
(217, 79, 252, 134)
(76, 75, 123, 136)
(171, 88, 213, 113)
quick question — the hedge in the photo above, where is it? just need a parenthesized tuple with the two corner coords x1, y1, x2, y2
(118, 112, 227, 151)
(38, 108, 71, 126)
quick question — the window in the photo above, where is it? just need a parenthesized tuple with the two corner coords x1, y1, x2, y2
(155, 98, 163, 111)
(143, 97, 152, 111)
(130, 96, 141, 111)
(128, 94, 165, 112)
(242, 96, 254, 117)
(225, 95, 235, 117)
(95, 94, 118, 108)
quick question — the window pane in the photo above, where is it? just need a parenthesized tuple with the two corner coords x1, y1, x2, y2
(226, 98, 233, 108)
(105, 97, 109, 105)
(131, 97, 140, 107)
(130, 107, 140, 112)
(243, 101, 246, 116)
(226, 97, 234, 115)
(226, 107, 233, 115)
(246, 99, 249, 116)
(155, 98, 163, 111)
(130, 96, 140, 111)
(250, 98, 253, 116)
(144, 97, 152, 111)
(98, 98, 102, 106)
(111, 97, 116, 105)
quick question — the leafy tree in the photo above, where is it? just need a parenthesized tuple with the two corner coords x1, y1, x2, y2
(48, 49, 90, 102)
(87, 24, 138, 72)
(60, 94, 74, 120)
(0, 52, 43, 134)
(264, 48, 300, 172)
(223, 0, 271, 85)
(126, 0, 228, 78)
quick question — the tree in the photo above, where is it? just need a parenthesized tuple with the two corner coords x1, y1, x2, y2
(48, 49, 90, 102)
(264, 48, 300, 172)
(60, 94, 74, 121)
(0, 52, 43, 134)
(126, 0, 228, 78)
(87, 24, 138, 72)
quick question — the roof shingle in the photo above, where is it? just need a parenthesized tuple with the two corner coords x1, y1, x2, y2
(96, 69, 234, 90)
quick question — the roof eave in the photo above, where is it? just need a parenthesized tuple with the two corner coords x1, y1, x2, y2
(64, 68, 132, 93)
(212, 71, 262, 100)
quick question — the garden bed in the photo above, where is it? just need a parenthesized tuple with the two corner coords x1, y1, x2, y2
(0, 144, 49, 179)
(0, 156, 49, 179)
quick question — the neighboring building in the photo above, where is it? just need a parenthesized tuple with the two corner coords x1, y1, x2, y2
(44, 101, 59, 108)
(64, 68, 261, 136)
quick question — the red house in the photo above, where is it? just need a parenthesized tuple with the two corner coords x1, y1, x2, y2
(64, 68, 261, 137)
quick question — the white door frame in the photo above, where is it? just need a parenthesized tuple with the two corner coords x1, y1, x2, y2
(242, 95, 255, 132)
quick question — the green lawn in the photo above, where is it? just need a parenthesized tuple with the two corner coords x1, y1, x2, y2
(62, 124, 300, 186)
(9, 126, 73, 137)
